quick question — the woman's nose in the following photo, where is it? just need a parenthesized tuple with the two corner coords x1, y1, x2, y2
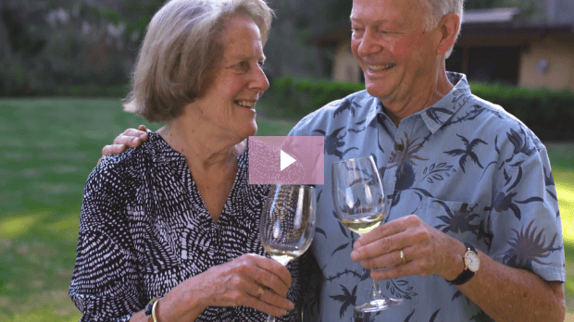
(251, 65, 270, 92)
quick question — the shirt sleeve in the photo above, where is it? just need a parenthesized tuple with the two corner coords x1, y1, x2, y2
(488, 142, 565, 283)
(69, 160, 144, 322)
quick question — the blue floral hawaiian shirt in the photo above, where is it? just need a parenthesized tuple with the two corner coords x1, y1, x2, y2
(288, 72, 565, 322)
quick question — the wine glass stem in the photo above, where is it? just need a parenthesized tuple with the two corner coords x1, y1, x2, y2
(369, 270, 384, 299)
(266, 259, 291, 322)
(371, 272, 384, 299)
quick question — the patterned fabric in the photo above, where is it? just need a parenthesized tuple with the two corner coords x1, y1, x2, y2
(289, 72, 565, 322)
(69, 132, 305, 322)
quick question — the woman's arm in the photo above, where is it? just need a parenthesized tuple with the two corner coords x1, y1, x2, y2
(128, 254, 295, 321)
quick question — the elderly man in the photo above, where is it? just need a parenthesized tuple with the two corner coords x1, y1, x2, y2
(106, 0, 566, 320)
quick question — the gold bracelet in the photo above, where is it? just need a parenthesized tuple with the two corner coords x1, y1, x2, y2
(151, 297, 162, 322)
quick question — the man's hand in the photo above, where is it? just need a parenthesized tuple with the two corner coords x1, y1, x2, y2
(99, 125, 148, 160)
(350, 214, 465, 281)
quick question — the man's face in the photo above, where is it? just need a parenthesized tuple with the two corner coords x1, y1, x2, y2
(351, 0, 441, 105)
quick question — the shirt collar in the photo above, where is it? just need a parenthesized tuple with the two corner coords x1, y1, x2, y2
(418, 72, 471, 133)
(367, 72, 471, 133)
(365, 96, 381, 127)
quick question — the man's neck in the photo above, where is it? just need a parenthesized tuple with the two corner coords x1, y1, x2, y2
(383, 66, 454, 127)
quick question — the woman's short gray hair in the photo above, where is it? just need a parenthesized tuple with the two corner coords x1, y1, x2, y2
(124, 0, 273, 122)
(420, 0, 464, 58)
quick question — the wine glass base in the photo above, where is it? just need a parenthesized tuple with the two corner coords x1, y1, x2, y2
(354, 297, 403, 313)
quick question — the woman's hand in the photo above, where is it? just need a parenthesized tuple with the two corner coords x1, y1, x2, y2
(156, 253, 295, 321)
(102, 125, 149, 156)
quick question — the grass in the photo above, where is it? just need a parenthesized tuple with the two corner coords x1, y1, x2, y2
(0, 97, 572, 321)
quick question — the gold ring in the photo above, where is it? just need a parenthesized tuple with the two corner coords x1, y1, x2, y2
(255, 286, 264, 299)
(400, 250, 406, 264)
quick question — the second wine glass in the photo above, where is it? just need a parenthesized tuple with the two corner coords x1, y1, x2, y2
(332, 155, 403, 313)
(260, 184, 316, 322)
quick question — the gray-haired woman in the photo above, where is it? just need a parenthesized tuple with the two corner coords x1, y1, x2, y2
(69, 0, 306, 321)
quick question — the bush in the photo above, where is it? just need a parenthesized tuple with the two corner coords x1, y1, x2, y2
(470, 83, 574, 141)
(262, 78, 365, 120)
(263, 77, 574, 141)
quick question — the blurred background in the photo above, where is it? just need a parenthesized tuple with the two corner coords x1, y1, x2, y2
(0, 0, 573, 321)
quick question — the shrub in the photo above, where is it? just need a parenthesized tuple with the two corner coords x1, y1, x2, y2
(262, 77, 365, 120)
(263, 78, 574, 141)
(470, 83, 574, 141)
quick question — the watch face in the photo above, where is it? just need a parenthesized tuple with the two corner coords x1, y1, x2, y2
(465, 252, 480, 272)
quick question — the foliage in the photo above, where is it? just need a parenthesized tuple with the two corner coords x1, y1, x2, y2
(262, 77, 574, 141)
(0, 0, 550, 97)
(262, 77, 366, 120)
(470, 83, 574, 141)
(0, 0, 158, 96)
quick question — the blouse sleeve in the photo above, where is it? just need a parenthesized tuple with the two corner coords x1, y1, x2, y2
(69, 159, 144, 322)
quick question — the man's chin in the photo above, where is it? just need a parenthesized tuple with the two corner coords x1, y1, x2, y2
(364, 83, 389, 100)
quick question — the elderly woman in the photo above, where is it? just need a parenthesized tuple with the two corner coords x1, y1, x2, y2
(68, 0, 306, 321)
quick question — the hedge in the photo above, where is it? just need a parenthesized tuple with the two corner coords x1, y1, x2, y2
(262, 78, 574, 141)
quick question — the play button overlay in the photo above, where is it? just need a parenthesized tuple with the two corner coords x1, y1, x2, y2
(280, 150, 296, 171)
(249, 136, 324, 185)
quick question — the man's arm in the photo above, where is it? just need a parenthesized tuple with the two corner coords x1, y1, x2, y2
(351, 216, 565, 321)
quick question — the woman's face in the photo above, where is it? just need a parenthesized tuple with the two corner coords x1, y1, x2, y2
(191, 15, 269, 142)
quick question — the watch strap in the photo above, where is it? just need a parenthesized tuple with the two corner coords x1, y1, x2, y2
(447, 242, 477, 285)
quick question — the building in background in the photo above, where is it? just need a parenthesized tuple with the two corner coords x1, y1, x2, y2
(308, 0, 574, 92)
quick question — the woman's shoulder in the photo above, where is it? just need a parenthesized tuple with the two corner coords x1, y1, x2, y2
(86, 132, 166, 190)
(98, 131, 165, 169)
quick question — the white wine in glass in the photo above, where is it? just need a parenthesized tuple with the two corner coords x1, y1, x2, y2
(332, 155, 403, 313)
(340, 213, 384, 235)
(260, 184, 316, 321)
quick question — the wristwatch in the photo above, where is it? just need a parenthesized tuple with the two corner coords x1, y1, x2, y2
(447, 242, 480, 285)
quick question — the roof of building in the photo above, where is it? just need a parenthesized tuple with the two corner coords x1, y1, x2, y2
(462, 8, 521, 24)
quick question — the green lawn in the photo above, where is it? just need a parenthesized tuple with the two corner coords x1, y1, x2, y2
(0, 98, 572, 321)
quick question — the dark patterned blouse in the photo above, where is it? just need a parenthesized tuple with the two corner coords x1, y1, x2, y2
(69, 132, 306, 322)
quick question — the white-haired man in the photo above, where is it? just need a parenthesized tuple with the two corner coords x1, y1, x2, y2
(106, 0, 566, 320)
(287, 0, 565, 320)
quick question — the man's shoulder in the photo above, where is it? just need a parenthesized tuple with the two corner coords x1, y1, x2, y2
(289, 89, 374, 135)
(463, 93, 545, 149)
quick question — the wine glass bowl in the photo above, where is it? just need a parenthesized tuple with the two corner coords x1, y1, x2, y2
(332, 156, 403, 313)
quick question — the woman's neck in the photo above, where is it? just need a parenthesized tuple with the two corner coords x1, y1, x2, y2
(157, 119, 245, 172)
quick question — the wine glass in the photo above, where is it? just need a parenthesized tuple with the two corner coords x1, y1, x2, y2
(260, 184, 316, 322)
(331, 155, 403, 313)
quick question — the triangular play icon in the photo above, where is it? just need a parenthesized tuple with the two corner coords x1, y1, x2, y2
(280, 150, 296, 171)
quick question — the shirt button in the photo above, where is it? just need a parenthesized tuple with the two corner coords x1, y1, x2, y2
(396, 143, 404, 151)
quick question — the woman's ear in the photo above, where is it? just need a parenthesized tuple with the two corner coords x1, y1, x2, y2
(436, 13, 461, 56)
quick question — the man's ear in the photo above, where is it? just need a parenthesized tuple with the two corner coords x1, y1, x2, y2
(436, 13, 460, 56)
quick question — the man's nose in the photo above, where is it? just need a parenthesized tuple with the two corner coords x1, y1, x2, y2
(357, 29, 381, 57)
